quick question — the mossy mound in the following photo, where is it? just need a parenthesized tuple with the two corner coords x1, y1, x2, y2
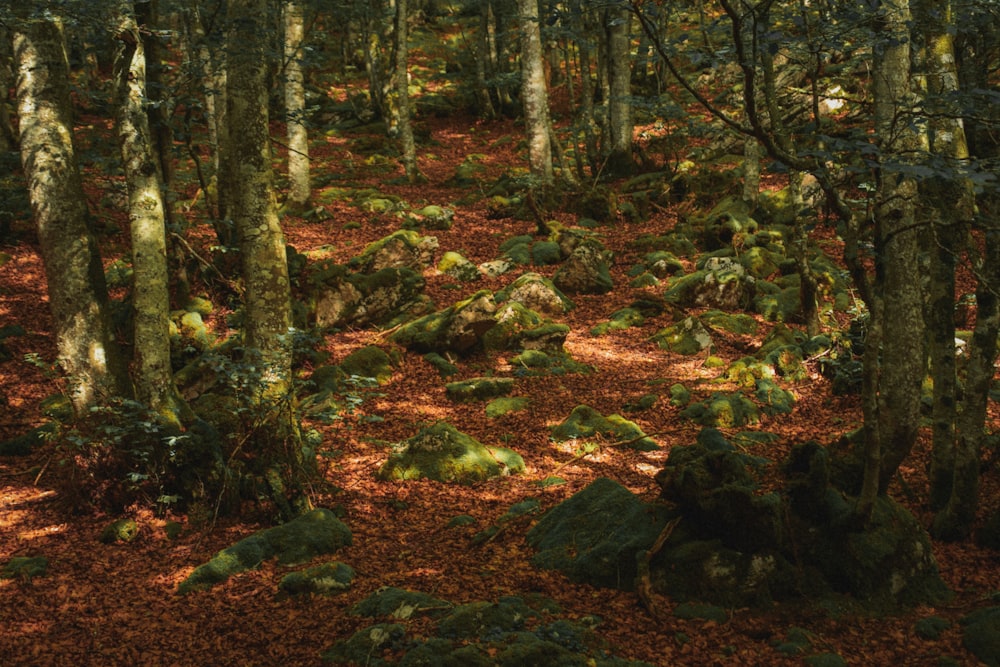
(100, 518, 139, 544)
(553, 242, 614, 295)
(482, 301, 569, 354)
(650, 316, 712, 355)
(510, 350, 592, 376)
(437, 251, 480, 282)
(445, 377, 515, 402)
(278, 562, 354, 597)
(0, 422, 57, 456)
(698, 195, 760, 250)
(178, 509, 352, 593)
(495, 272, 575, 317)
(527, 477, 674, 590)
(550, 405, 659, 451)
(679, 391, 760, 428)
(351, 586, 453, 620)
(390, 290, 497, 354)
(350, 229, 438, 273)
(961, 606, 1000, 666)
(701, 309, 758, 335)
(1, 556, 48, 582)
(590, 307, 645, 336)
(338, 345, 398, 385)
(377, 422, 524, 484)
(311, 265, 428, 329)
(486, 396, 531, 418)
(404, 204, 454, 230)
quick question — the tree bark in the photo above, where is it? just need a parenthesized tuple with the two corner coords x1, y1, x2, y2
(283, 0, 311, 208)
(226, 0, 306, 517)
(114, 2, 183, 424)
(517, 0, 553, 185)
(392, 0, 419, 182)
(14, 16, 130, 415)
(604, 5, 633, 176)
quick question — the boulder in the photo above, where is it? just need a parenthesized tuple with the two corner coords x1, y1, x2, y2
(495, 272, 575, 317)
(350, 229, 438, 273)
(390, 291, 497, 354)
(553, 242, 613, 295)
(377, 422, 524, 484)
(178, 509, 352, 593)
(313, 266, 427, 329)
(650, 316, 712, 355)
(481, 301, 568, 354)
(664, 258, 756, 311)
(550, 405, 659, 451)
(278, 562, 355, 597)
(437, 251, 480, 282)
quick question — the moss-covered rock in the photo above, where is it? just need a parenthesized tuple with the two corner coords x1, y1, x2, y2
(350, 229, 438, 273)
(756, 378, 796, 415)
(377, 422, 524, 484)
(644, 251, 684, 278)
(338, 345, 397, 385)
(390, 291, 497, 354)
(553, 242, 613, 295)
(481, 301, 568, 354)
(322, 623, 407, 665)
(445, 377, 515, 402)
(665, 257, 756, 311)
(551, 405, 659, 451)
(351, 586, 452, 620)
(495, 272, 575, 317)
(679, 391, 760, 428)
(699, 195, 759, 250)
(961, 606, 1000, 666)
(278, 562, 354, 597)
(1, 556, 48, 582)
(527, 477, 674, 590)
(650, 316, 713, 355)
(438, 251, 480, 282)
(404, 204, 454, 230)
(423, 352, 459, 378)
(178, 508, 352, 593)
(100, 518, 139, 544)
(486, 396, 531, 418)
(701, 309, 758, 335)
(590, 307, 645, 336)
(531, 241, 563, 266)
(313, 265, 427, 329)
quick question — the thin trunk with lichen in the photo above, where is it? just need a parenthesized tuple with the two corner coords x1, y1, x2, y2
(283, 0, 311, 208)
(14, 16, 130, 416)
(114, 2, 184, 425)
(518, 0, 553, 185)
(226, 0, 308, 518)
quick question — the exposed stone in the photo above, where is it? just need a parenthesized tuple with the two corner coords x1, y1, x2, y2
(350, 229, 438, 273)
(279, 562, 355, 597)
(437, 251, 480, 282)
(313, 266, 427, 329)
(650, 316, 713, 355)
(390, 291, 497, 354)
(551, 405, 659, 451)
(377, 422, 524, 484)
(495, 272, 575, 317)
(553, 242, 613, 295)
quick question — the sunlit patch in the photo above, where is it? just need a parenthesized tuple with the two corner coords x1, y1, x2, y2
(17, 523, 66, 541)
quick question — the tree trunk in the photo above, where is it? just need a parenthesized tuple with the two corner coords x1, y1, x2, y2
(604, 5, 633, 176)
(871, 0, 924, 495)
(14, 17, 130, 416)
(517, 0, 553, 185)
(392, 0, 419, 182)
(114, 2, 183, 425)
(226, 0, 306, 517)
(283, 0, 311, 209)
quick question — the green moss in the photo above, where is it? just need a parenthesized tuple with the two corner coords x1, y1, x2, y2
(702, 309, 758, 335)
(651, 317, 712, 355)
(351, 587, 452, 619)
(531, 241, 562, 266)
(377, 422, 524, 484)
(438, 251, 480, 282)
(591, 307, 645, 336)
(100, 518, 139, 544)
(338, 346, 397, 385)
(551, 405, 658, 450)
(486, 396, 531, 418)
(445, 377, 515, 402)
(424, 352, 459, 377)
(1, 556, 48, 581)
(279, 562, 354, 597)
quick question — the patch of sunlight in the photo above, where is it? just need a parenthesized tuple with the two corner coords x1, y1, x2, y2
(18, 522, 66, 541)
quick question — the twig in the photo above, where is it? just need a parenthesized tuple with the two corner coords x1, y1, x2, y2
(637, 516, 681, 619)
(552, 431, 664, 474)
(33, 456, 50, 486)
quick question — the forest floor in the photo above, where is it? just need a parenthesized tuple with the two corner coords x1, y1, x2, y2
(1, 106, 999, 666)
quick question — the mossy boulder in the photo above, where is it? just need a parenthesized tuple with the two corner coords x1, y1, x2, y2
(404, 204, 454, 230)
(178, 509, 352, 593)
(0, 422, 57, 456)
(350, 229, 438, 273)
(377, 422, 524, 484)
(530, 240, 563, 266)
(481, 301, 569, 354)
(100, 518, 139, 544)
(351, 586, 452, 620)
(701, 309, 758, 335)
(336, 345, 397, 385)
(499, 234, 533, 265)
(510, 350, 591, 376)
(438, 598, 539, 639)
(486, 396, 531, 418)
(1, 556, 48, 582)
(961, 606, 1000, 666)
(527, 477, 674, 590)
(650, 316, 712, 355)
(590, 307, 645, 336)
(312, 265, 427, 329)
(278, 562, 355, 597)
(445, 377, 515, 402)
(665, 257, 756, 311)
(390, 290, 497, 354)
(679, 391, 760, 428)
(437, 251, 481, 282)
(553, 242, 613, 295)
(495, 272, 575, 317)
(322, 623, 407, 665)
(644, 251, 684, 278)
(699, 195, 759, 250)
(550, 405, 659, 451)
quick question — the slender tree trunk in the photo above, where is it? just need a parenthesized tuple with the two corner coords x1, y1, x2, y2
(226, 0, 306, 517)
(871, 0, 924, 495)
(283, 0, 311, 209)
(114, 2, 183, 425)
(393, 0, 419, 182)
(14, 17, 130, 415)
(474, 0, 496, 118)
(604, 5, 633, 176)
(517, 0, 553, 185)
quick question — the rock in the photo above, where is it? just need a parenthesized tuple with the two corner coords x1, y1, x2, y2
(478, 259, 513, 277)
(337, 345, 397, 385)
(390, 291, 497, 354)
(700, 195, 759, 250)
(100, 518, 139, 544)
(279, 562, 354, 597)
(961, 607, 1000, 666)
(404, 205, 454, 230)
(313, 266, 427, 329)
(551, 405, 659, 451)
(351, 229, 439, 273)
(351, 587, 452, 619)
(530, 240, 562, 266)
(644, 250, 684, 278)
(178, 509, 352, 593)
(664, 260, 756, 311)
(1, 556, 48, 582)
(437, 251, 480, 282)
(678, 391, 760, 428)
(650, 316, 712, 355)
(486, 396, 531, 418)
(495, 272, 574, 317)
(553, 242, 613, 295)
(445, 377, 515, 402)
(527, 477, 674, 590)
(590, 307, 645, 336)
(481, 302, 569, 354)
(322, 623, 407, 665)
(377, 422, 524, 484)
